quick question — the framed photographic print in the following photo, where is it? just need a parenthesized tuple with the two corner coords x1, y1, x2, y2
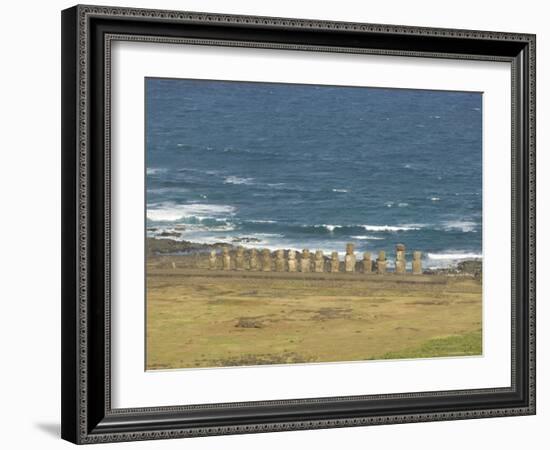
(61, 5, 536, 444)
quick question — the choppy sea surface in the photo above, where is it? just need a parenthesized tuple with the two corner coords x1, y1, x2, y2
(146, 78, 482, 269)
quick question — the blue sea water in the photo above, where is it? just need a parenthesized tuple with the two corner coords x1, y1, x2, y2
(146, 78, 482, 269)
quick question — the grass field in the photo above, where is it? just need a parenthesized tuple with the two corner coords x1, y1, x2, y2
(146, 255, 482, 370)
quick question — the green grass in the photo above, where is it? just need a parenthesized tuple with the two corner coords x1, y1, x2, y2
(377, 329, 482, 360)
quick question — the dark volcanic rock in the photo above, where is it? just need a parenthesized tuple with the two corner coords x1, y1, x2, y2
(424, 259, 482, 277)
(157, 231, 182, 238)
(231, 236, 261, 243)
(457, 259, 482, 276)
(147, 237, 229, 256)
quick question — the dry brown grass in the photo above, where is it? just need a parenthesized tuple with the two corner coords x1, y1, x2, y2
(146, 258, 482, 370)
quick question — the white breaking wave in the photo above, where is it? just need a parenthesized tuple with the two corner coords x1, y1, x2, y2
(248, 219, 277, 224)
(362, 224, 421, 232)
(147, 202, 236, 222)
(425, 251, 482, 269)
(305, 224, 343, 232)
(146, 167, 167, 175)
(332, 188, 349, 193)
(350, 235, 384, 241)
(430, 197, 441, 201)
(427, 252, 482, 260)
(442, 220, 477, 233)
(224, 176, 254, 185)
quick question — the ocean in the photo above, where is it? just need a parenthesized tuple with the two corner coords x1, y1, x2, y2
(145, 78, 482, 269)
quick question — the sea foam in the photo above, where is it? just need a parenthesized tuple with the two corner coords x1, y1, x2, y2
(362, 224, 421, 232)
(147, 202, 236, 222)
(224, 176, 254, 185)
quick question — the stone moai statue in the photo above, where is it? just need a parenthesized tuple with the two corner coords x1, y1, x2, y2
(345, 243, 356, 272)
(330, 251, 340, 273)
(261, 249, 272, 272)
(287, 250, 297, 272)
(249, 249, 259, 271)
(377, 250, 387, 274)
(412, 251, 422, 275)
(395, 243, 406, 274)
(222, 247, 231, 271)
(300, 249, 311, 272)
(235, 246, 245, 271)
(208, 250, 217, 270)
(314, 250, 324, 273)
(362, 252, 372, 274)
(275, 249, 285, 272)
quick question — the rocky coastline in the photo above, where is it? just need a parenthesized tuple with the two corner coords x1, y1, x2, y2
(147, 237, 482, 276)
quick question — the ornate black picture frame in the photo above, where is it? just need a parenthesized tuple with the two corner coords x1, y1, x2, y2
(61, 4, 536, 444)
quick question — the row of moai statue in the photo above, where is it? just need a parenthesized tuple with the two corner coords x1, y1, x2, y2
(209, 243, 423, 274)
